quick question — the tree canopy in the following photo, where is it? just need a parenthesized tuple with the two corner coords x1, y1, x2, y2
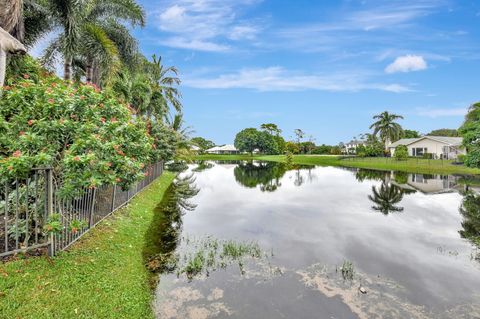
(427, 128, 459, 137)
(459, 102, 480, 167)
(234, 128, 280, 154)
(403, 129, 420, 138)
(191, 137, 215, 151)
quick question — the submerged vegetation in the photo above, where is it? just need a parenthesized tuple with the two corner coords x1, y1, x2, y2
(177, 236, 265, 280)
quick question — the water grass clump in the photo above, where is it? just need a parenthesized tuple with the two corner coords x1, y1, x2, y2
(339, 260, 355, 281)
(162, 236, 270, 280)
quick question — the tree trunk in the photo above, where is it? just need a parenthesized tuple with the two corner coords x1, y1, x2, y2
(0, 26, 26, 91)
(64, 56, 72, 81)
(85, 57, 93, 83)
(0, 49, 6, 89)
(92, 63, 101, 87)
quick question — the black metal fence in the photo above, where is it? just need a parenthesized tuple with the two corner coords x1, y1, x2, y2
(1, 161, 163, 257)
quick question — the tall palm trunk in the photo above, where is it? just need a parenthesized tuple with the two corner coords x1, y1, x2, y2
(0, 48, 7, 89)
(64, 56, 72, 80)
(85, 57, 93, 83)
(0, 0, 24, 42)
(0, 26, 26, 89)
(92, 64, 101, 86)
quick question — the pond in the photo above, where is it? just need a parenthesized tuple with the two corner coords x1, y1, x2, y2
(152, 161, 480, 319)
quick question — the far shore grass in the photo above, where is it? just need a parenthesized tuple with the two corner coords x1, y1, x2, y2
(0, 172, 176, 319)
(193, 154, 480, 175)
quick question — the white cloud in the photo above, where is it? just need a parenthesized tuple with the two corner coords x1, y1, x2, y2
(348, 2, 443, 31)
(416, 107, 467, 117)
(184, 66, 411, 93)
(385, 55, 428, 73)
(229, 25, 259, 40)
(161, 37, 230, 52)
(155, 0, 261, 51)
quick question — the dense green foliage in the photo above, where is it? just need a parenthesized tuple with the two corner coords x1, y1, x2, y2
(234, 128, 281, 154)
(394, 145, 409, 160)
(402, 129, 421, 138)
(459, 103, 480, 168)
(285, 141, 300, 154)
(459, 191, 480, 246)
(190, 137, 215, 151)
(355, 142, 384, 157)
(427, 128, 459, 137)
(0, 74, 160, 194)
(1, 58, 179, 196)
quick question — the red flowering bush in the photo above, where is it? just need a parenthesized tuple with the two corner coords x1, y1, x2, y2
(0, 75, 158, 196)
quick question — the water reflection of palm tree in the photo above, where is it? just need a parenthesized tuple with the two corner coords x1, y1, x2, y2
(368, 183, 405, 215)
(145, 174, 199, 273)
(294, 169, 304, 187)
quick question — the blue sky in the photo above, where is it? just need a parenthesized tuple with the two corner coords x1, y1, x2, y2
(135, 0, 480, 144)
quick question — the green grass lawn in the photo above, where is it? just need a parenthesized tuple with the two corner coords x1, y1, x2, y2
(193, 154, 480, 175)
(0, 172, 176, 319)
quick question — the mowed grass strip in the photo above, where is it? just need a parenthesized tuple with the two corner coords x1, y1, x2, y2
(0, 171, 176, 319)
(193, 154, 480, 175)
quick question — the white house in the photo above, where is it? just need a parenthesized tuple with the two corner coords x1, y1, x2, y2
(342, 140, 364, 154)
(389, 136, 465, 159)
(391, 173, 459, 194)
(190, 145, 201, 153)
(206, 144, 240, 154)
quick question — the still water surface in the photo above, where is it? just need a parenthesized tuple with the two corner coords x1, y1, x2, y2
(153, 161, 480, 319)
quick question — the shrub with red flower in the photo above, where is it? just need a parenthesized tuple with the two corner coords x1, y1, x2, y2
(0, 75, 162, 196)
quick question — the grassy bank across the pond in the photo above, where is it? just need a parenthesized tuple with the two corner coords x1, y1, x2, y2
(193, 154, 480, 175)
(0, 172, 176, 319)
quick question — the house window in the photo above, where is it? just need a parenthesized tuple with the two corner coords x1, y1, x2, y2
(413, 147, 427, 157)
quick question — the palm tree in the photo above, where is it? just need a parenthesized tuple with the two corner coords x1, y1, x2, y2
(42, 0, 144, 81)
(368, 183, 405, 215)
(112, 68, 152, 113)
(168, 113, 193, 148)
(369, 111, 404, 152)
(147, 54, 182, 118)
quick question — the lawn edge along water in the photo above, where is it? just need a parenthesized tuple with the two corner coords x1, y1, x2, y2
(0, 171, 176, 319)
(193, 154, 480, 175)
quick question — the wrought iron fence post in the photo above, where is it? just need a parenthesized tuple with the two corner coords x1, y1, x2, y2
(46, 168, 55, 257)
(111, 184, 117, 212)
(89, 188, 97, 228)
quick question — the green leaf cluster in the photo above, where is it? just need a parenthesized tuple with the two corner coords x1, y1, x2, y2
(0, 74, 175, 196)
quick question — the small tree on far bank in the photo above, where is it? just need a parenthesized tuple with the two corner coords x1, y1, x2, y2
(394, 145, 408, 160)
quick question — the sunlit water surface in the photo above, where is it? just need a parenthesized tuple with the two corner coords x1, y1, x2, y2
(153, 161, 480, 319)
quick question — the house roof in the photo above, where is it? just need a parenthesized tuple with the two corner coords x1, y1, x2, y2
(190, 145, 201, 151)
(206, 144, 238, 152)
(389, 136, 463, 148)
(344, 139, 363, 145)
(389, 138, 421, 148)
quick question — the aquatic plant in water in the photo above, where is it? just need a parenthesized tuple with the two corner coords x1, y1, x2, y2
(338, 260, 355, 281)
(177, 236, 269, 280)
